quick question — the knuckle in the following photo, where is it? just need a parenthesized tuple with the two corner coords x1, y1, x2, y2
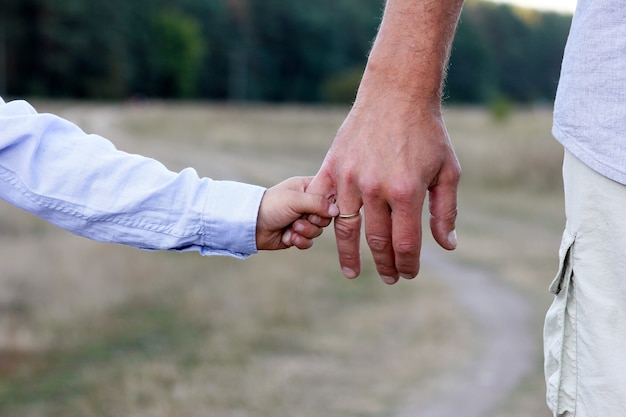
(340, 251, 360, 265)
(451, 164, 462, 180)
(366, 233, 391, 253)
(393, 238, 420, 277)
(388, 180, 419, 205)
(360, 178, 384, 201)
(376, 263, 398, 277)
(430, 205, 458, 222)
(394, 238, 418, 257)
(360, 176, 419, 205)
(334, 220, 359, 240)
(391, 188, 416, 205)
(441, 159, 462, 184)
(340, 164, 360, 188)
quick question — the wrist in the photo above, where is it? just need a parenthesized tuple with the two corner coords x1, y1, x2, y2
(355, 0, 463, 111)
(355, 59, 444, 115)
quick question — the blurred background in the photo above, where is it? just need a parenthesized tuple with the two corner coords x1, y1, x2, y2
(0, 1, 573, 416)
(0, 0, 572, 106)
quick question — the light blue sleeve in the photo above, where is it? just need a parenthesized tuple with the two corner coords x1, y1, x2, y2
(0, 98, 266, 258)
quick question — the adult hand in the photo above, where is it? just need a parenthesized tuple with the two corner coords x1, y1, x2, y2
(299, 0, 464, 284)
(307, 96, 460, 284)
(256, 176, 338, 251)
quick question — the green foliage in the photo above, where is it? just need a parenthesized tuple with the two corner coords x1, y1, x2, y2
(488, 95, 513, 122)
(1, 0, 571, 103)
(152, 12, 205, 98)
(445, 8, 497, 102)
(446, 2, 572, 104)
(320, 66, 364, 103)
(1, 0, 131, 98)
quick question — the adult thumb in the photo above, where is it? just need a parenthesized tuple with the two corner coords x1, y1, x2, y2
(428, 180, 458, 251)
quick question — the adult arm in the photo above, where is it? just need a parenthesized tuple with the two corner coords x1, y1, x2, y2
(304, 0, 464, 283)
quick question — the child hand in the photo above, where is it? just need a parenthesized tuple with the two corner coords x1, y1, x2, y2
(256, 177, 339, 250)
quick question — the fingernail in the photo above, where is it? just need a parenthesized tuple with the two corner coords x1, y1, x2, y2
(380, 275, 398, 285)
(448, 230, 457, 249)
(293, 222, 305, 233)
(342, 267, 358, 279)
(328, 204, 339, 217)
(282, 230, 293, 246)
(400, 273, 416, 280)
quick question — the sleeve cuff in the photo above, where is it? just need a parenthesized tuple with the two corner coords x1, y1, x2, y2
(202, 180, 266, 258)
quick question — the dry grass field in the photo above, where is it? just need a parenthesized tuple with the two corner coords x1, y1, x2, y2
(0, 102, 563, 417)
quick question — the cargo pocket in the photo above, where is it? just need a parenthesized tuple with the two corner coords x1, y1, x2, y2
(544, 229, 577, 416)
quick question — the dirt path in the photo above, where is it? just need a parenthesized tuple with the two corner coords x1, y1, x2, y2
(395, 246, 536, 417)
(50, 104, 539, 416)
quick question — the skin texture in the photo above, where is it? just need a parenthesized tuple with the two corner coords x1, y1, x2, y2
(288, 0, 464, 284)
(256, 176, 338, 251)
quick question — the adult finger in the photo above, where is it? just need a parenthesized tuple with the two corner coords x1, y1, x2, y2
(363, 198, 397, 284)
(305, 172, 337, 226)
(334, 186, 363, 279)
(389, 187, 426, 281)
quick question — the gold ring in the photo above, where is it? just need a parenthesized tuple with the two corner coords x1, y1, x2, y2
(338, 210, 361, 219)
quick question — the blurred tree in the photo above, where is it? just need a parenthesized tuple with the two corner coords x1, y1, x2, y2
(30, 0, 129, 98)
(0, 23, 7, 96)
(320, 66, 364, 103)
(449, 2, 571, 103)
(446, 6, 497, 102)
(525, 12, 572, 103)
(238, 0, 380, 102)
(1, 0, 40, 96)
(0, 0, 571, 103)
(152, 11, 205, 98)
(225, 0, 253, 100)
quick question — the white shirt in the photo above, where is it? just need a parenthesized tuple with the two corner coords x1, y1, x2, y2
(0, 98, 266, 258)
(553, 0, 626, 185)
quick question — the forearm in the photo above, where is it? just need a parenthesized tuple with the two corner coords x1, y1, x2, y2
(357, 0, 464, 111)
(309, 0, 464, 282)
(0, 99, 265, 258)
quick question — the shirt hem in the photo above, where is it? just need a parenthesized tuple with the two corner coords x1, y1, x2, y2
(552, 123, 626, 186)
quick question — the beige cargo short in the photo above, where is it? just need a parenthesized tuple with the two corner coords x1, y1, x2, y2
(544, 149, 626, 416)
